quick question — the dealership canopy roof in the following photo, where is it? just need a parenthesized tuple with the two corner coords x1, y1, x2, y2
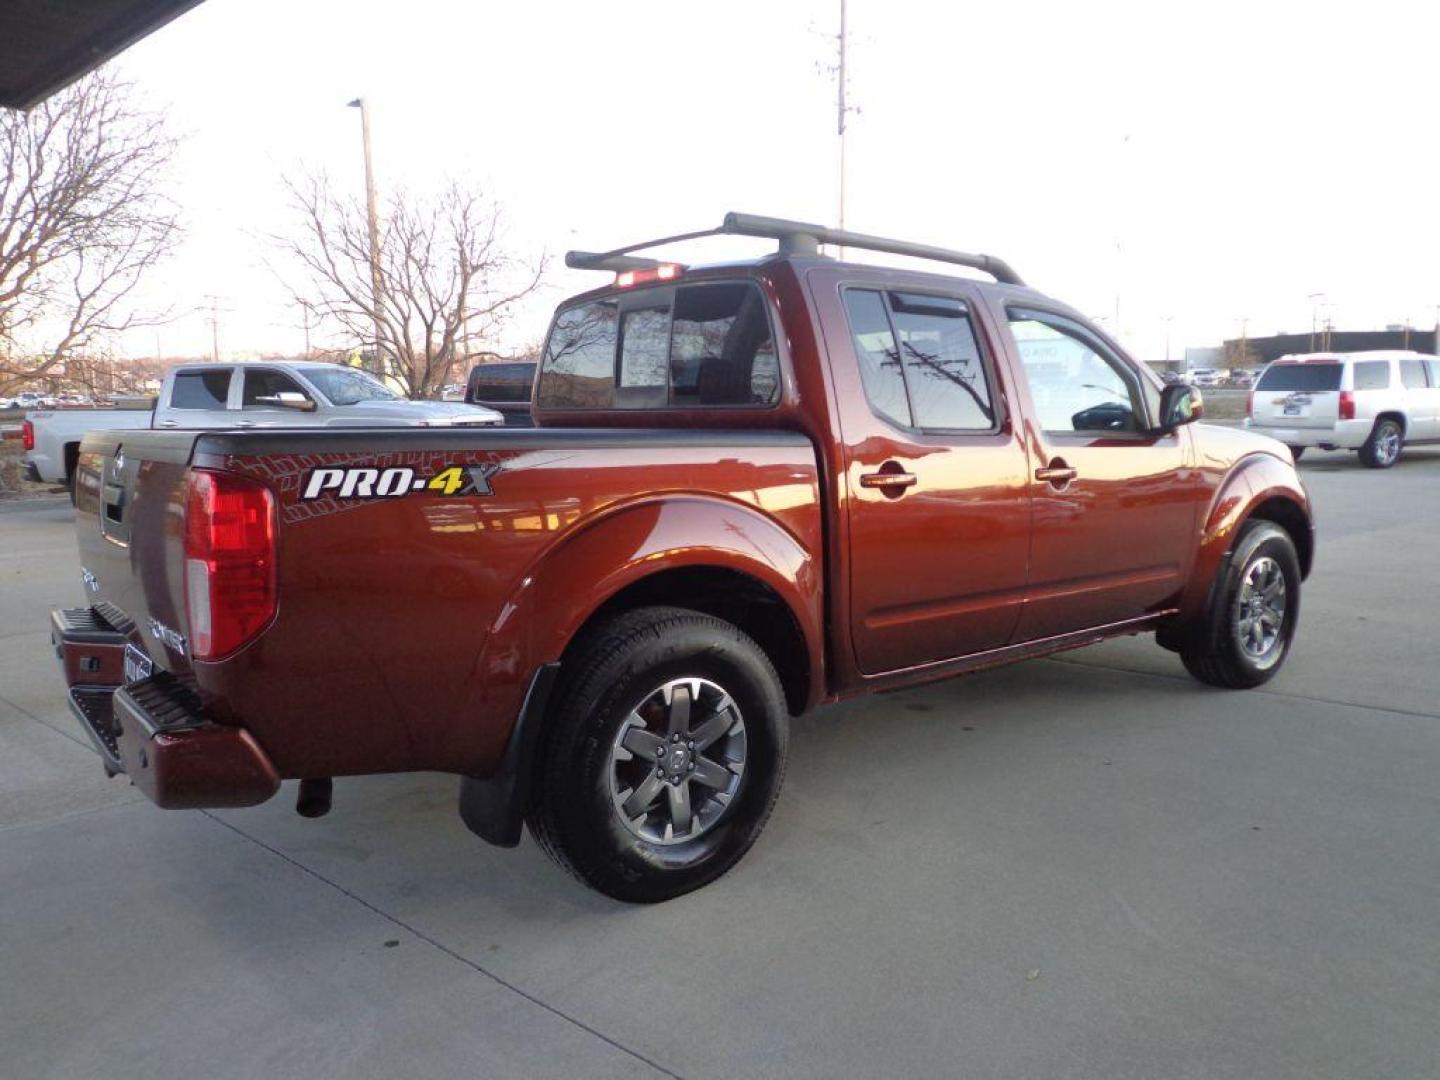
(0, 0, 204, 109)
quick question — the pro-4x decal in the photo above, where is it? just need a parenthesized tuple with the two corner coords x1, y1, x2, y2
(301, 463, 501, 500)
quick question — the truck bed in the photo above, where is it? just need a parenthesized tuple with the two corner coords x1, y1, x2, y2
(73, 426, 823, 782)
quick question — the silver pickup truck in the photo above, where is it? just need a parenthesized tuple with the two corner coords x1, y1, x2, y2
(23, 361, 502, 491)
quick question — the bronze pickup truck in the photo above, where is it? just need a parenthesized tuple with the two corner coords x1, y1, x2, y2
(52, 214, 1313, 901)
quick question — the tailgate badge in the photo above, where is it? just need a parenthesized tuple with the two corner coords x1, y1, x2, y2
(147, 616, 188, 657)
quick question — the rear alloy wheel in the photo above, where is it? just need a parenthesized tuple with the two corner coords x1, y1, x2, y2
(1359, 418, 1403, 468)
(608, 677, 748, 846)
(1181, 520, 1300, 689)
(528, 606, 788, 902)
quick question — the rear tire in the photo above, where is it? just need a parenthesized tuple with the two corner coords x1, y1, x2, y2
(1359, 418, 1403, 468)
(527, 606, 789, 903)
(1180, 521, 1300, 689)
(1285, 445, 1306, 462)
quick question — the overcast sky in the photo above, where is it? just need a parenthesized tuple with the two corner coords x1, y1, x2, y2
(111, 0, 1440, 365)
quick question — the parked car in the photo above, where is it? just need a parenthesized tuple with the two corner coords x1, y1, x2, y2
(1187, 368, 1223, 387)
(1246, 351, 1440, 466)
(464, 360, 537, 426)
(23, 361, 504, 494)
(52, 213, 1313, 902)
(1228, 369, 1258, 388)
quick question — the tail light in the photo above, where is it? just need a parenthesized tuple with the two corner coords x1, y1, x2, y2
(1338, 390, 1356, 420)
(21, 419, 35, 451)
(1246, 390, 1254, 417)
(183, 470, 277, 661)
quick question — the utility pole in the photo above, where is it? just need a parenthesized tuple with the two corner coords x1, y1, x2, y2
(348, 98, 384, 376)
(1306, 292, 1325, 352)
(205, 295, 221, 363)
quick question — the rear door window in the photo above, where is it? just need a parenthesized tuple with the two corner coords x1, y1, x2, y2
(1256, 364, 1342, 392)
(890, 293, 994, 429)
(841, 288, 997, 431)
(1400, 359, 1428, 389)
(536, 283, 778, 409)
(1353, 361, 1391, 390)
(170, 369, 232, 409)
(843, 290, 910, 426)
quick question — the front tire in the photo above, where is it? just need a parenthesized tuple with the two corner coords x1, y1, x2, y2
(527, 606, 789, 903)
(1359, 418, 1403, 468)
(1180, 521, 1300, 689)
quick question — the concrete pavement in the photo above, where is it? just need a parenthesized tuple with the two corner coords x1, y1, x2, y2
(3, 446, 1439, 1079)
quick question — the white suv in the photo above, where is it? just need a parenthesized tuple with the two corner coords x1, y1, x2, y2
(1246, 351, 1440, 467)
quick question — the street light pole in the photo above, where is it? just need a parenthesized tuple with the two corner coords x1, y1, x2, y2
(348, 97, 384, 375)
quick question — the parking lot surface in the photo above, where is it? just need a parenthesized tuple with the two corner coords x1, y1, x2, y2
(3, 444, 1439, 1080)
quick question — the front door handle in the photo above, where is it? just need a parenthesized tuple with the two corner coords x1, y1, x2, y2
(1035, 459, 1078, 486)
(860, 463, 918, 496)
(158, 419, 179, 428)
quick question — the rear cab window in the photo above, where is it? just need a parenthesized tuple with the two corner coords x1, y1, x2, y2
(1256, 363, 1342, 392)
(467, 363, 536, 404)
(536, 281, 779, 410)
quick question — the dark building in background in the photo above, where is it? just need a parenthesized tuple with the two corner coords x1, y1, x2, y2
(1225, 329, 1439, 366)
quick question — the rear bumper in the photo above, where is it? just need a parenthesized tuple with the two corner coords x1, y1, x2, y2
(1244, 418, 1370, 450)
(52, 606, 280, 808)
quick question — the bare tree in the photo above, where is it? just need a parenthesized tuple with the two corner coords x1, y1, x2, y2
(272, 172, 545, 399)
(0, 73, 178, 396)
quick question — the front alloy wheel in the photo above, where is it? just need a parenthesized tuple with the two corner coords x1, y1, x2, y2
(1232, 555, 1287, 671)
(1180, 520, 1301, 689)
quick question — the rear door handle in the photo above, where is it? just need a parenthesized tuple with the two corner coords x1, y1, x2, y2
(1035, 460, 1078, 485)
(860, 466, 918, 493)
(158, 419, 179, 428)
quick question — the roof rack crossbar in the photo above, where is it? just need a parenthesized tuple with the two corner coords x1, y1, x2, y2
(563, 214, 1024, 286)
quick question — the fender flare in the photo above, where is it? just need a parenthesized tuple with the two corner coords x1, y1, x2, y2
(460, 496, 823, 847)
(1175, 452, 1313, 628)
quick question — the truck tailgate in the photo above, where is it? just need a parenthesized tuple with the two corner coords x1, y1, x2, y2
(73, 430, 196, 678)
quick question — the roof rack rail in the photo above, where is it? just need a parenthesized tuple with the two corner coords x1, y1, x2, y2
(564, 213, 1024, 286)
(722, 212, 1024, 286)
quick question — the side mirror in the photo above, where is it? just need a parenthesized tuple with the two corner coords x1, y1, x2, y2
(1157, 383, 1203, 432)
(255, 392, 317, 412)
